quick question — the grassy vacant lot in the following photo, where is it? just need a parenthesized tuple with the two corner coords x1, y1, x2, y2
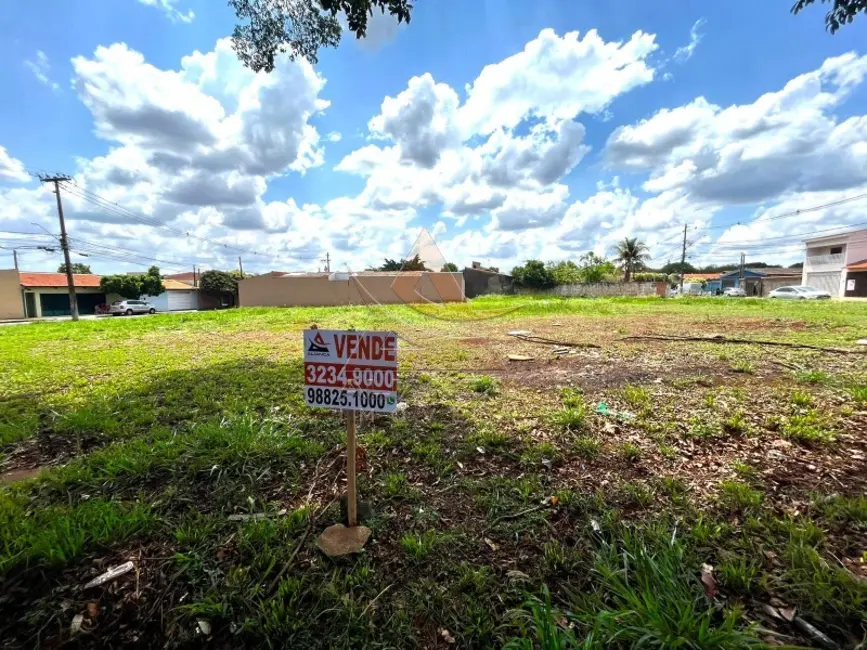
(1, 296, 866, 649)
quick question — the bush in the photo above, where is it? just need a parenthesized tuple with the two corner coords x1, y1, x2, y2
(633, 272, 667, 282)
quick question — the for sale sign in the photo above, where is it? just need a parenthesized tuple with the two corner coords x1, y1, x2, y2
(303, 329, 398, 413)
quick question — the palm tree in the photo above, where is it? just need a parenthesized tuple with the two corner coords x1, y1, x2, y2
(613, 238, 650, 282)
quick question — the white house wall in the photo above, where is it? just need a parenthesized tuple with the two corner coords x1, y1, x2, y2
(142, 291, 199, 312)
(845, 234, 867, 266)
(143, 293, 170, 311)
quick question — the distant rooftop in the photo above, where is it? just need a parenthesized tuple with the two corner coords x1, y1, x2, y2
(19, 272, 102, 288)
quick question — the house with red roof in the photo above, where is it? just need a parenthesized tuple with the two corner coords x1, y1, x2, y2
(0, 269, 203, 319)
(17, 272, 110, 318)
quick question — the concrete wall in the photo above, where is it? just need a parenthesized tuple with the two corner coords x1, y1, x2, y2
(845, 233, 867, 265)
(238, 273, 465, 307)
(519, 281, 659, 298)
(0, 269, 24, 320)
(759, 277, 801, 296)
(462, 268, 514, 298)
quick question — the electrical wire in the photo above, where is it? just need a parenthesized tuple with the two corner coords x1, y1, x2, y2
(69, 237, 217, 268)
(67, 247, 189, 274)
(61, 183, 322, 263)
(0, 230, 54, 237)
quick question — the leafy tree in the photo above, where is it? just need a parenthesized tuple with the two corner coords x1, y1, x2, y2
(199, 270, 239, 295)
(230, 0, 413, 71)
(377, 254, 427, 272)
(792, 0, 866, 33)
(100, 274, 145, 299)
(578, 252, 616, 283)
(548, 260, 582, 285)
(788, 261, 804, 269)
(58, 262, 92, 274)
(139, 266, 165, 297)
(488, 266, 499, 273)
(441, 262, 459, 272)
(379, 259, 402, 272)
(613, 238, 650, 282)
(547, 260, 581, 284)
(511, 260, 556, 290)
(661, 261, 697, 275)
(99, 266, 165, 299)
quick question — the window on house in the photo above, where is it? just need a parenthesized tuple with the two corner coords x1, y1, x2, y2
(830, 246, 843, 255)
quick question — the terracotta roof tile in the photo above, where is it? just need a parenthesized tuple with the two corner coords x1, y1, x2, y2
(163, 279, 198, 290)
(683, 273, 720, 281)
(19, 273, 102, 288)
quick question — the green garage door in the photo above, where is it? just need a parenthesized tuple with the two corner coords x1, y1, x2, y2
(39, 293, 106, 316)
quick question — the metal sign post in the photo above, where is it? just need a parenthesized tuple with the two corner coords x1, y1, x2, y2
(305, 327, 398, 556)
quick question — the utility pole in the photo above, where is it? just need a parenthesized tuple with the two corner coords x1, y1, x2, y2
(192, 266, 198, 288)
(238, 256, 244, 278)
(39, 174, 78, 321)
(679, 224, 688, 294)
(322, 252, 331, 273)
(739, 252, 745, 288)
(12, 249, 18, 272)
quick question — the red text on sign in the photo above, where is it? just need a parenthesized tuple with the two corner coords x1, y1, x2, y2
(333, 334, 397, 362)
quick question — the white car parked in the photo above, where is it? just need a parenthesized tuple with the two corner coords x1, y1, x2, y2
(109, 299, 157, 315)
(768, 286, 832, 300)
(723, 287, 746, 297)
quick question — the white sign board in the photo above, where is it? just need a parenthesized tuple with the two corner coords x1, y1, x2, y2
(303, 329, 398, 413)
(847, 279, 856, 291)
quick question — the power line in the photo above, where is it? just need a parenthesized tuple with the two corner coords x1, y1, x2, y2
(702, 191, 867, 233)
(67, 247, 189, 274)
(62, 183, 321, 263)
(702, 223, 867, 249)
(0, 230, 54, 237)
(69, 237, 215, 269)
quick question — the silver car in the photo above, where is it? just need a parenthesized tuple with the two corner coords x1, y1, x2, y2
(109, 299, 157, 315)
(723, 287, 746, 297)
(768, 286, 832, 300)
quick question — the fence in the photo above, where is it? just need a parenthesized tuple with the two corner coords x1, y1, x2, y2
(518, 281, 662, 298)
(238, 272, 465, 307)
(462, 268, 514, 298)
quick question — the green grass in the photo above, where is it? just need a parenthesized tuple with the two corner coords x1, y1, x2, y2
(722, 411, 750, 436)
(782, 410, 836, 445)
(0, 495, 154, 572)
(552, 406, 586, 431)
(505, 524, 762, 649)
(621, 384, 651, 408)
(469, 375, 500, 395)
(848, 383, 867, 405)
(719, 481, 763, 511)
(619, 442, 642, 462)
(560, 387, 584, 409)
(573, 436, 601, 459)
(400, 529, 453, 561)
(1, 297, 865, 647)
(796, 369, 831, 385)
(729, 359, 754, 374)
(812, 493, 867, 525)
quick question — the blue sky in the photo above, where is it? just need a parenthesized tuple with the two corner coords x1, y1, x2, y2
(1, 0, 867, 275)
